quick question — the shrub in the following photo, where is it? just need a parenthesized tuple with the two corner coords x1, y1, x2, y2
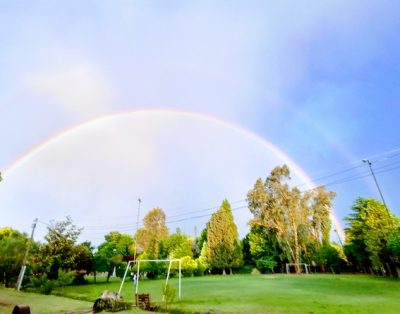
(256, 257, 277, 274)
(236, 264, 254, 274)
(162, 283, 176, 311)
(57, 269, 75, 286)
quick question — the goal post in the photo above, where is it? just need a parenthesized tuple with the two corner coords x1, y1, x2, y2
(285, 263, 309, 274)
(118, 259, 182, 300)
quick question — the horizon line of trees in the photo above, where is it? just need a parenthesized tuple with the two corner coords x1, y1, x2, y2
(1, 165, 399, 292)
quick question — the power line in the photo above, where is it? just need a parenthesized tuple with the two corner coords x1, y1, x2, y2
(35, 148, 400, 242)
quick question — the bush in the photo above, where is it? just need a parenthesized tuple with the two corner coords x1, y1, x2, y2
(57, 269, 75, 286)
(256, 257, 277, 274)
(162, 283, 176, 311)
(316, 245, 341, 273)
(181, 256, 196, 277)
(236, 264, 254, 274)
(40, 280, 56, 295)
(28, 270, 75, 294)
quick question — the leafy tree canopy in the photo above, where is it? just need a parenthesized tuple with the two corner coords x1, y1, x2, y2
(345, 197, 399, 270)
(35, 216, 83, 280)
(0, 227, 30, 287)
(247, 165, 335, 273)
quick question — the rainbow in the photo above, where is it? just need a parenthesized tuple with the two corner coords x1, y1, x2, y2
(2, 109, 345, 241)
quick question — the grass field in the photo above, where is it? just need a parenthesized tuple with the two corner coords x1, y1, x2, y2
(0, 287, 93, 314)
(1, 274, 399, 313)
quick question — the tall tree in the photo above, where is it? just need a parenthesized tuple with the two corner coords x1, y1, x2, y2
(94, 231, 134, 282)
(0, 227, 32, 287)
(35, 217, 82, 280)
(135, 207, 169, 256)
(207, 199, 242, 274)
(345, 197, 399, 274)
(247, 165, 335, 273)
(72, 242, 93, 284)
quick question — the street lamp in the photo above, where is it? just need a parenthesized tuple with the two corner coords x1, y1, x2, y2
(362, 159, 389, 214)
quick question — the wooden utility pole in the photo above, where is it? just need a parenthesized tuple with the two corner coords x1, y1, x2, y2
(16, 218, 37, 290)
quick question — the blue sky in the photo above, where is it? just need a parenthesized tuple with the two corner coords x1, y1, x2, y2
(1, 1, 399, 245)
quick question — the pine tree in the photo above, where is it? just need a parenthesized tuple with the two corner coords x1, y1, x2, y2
(207, 199, 243, 274)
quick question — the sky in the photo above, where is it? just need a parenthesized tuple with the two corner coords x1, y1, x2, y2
(1, 1, 400, 246)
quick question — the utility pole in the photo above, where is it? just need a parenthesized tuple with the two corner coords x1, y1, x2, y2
(134, 198, 141, 263)
(362, 159, 390, 214)
(16, 218, 37, 290)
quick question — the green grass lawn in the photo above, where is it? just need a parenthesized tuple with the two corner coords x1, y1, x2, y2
(0, 287, 93, 314)
(1, 274, 399, 313)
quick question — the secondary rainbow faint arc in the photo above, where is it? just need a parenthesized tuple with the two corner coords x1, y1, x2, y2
(2, 109, 345, 240)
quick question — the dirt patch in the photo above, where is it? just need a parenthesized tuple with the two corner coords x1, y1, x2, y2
(0, 301, 14, 308)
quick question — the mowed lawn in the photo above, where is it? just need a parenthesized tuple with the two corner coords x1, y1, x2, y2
(0, 287, 93, 314)
(1, 274, 399, 313)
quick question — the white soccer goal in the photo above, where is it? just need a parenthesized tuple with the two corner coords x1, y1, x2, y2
(285, 263, 310, 274)
(118, 259, 182, 300)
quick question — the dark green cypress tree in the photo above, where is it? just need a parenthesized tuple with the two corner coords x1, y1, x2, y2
(207, 199, 243, 274)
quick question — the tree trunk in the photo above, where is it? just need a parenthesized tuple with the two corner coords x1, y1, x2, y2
(385, 263, 393, 278)
(395, 266, 400, 278)
(289, 210, 300, 274)
(222, 269, 226, 275)
(94, 271, 97, 283)
(293, 228, 300, 274)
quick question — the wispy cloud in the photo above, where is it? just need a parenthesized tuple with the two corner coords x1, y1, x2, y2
(26, 63, 112, 117)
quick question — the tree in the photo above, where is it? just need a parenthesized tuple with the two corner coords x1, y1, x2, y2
(207, 199, 243, 274)
(386, 228, 400, 277)
(160, 233, 193, 259)
(315, 245, 342, 273)
(0, 227, 32, 287)
(135, 207, 169, 256)
(247, 225, 284, 272)
(195, 228, 207, 258)
(197, 241, 209, 274)
(72, 242, 93, 284)
(35, 217, 82, 280)
(94, 231, 134, 282)
(345, 197, 399, 274)
(247, 165, 335, 273)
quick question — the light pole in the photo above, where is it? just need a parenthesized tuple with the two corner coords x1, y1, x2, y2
(362, 159, 389, 214)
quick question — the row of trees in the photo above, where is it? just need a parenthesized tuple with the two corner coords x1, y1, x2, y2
(1, 164, 399, 291)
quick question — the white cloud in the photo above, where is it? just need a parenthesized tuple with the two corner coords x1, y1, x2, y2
(27, 63, 112, 117)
